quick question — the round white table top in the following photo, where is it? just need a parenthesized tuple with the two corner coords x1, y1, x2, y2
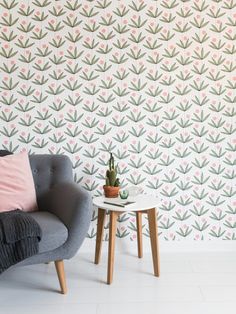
(93, 195, 159, 212)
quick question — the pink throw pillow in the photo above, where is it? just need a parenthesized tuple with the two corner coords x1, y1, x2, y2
(0, 152, 38, 212)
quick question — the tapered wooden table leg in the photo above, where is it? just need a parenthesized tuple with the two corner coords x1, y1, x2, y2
(107, 211, 118, 284)
(95, 208, 106, 264)
(136, 211, 143, 258)
(147, 208, 160, 277)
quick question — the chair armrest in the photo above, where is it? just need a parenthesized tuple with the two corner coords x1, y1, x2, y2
(44, 182, 92, 258)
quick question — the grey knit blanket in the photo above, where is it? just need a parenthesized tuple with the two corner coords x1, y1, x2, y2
(0, 210, 42, 274)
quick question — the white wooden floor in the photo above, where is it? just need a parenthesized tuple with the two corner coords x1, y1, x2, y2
(1, 251, 236, 314)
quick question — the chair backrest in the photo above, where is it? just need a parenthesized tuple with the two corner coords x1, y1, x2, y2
(29, 154, 73, 200)
(0, 150, 73, 209)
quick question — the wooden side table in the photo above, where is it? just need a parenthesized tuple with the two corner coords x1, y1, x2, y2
(93, 195, 160, 284)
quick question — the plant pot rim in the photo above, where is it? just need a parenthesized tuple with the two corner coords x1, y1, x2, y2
(103, 185, 120, 188)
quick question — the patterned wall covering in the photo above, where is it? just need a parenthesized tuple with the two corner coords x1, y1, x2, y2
(0, 0, 235, 243)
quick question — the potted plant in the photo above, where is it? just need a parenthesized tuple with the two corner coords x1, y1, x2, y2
(103, 153, 120, 198)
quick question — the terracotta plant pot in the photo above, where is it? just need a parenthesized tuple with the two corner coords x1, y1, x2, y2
(103, 185, 120, 198)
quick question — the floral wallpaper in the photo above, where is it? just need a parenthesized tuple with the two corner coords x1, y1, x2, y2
(0, 0, 235, 243)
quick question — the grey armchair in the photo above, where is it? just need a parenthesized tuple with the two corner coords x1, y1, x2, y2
(0, 151, 92, 294)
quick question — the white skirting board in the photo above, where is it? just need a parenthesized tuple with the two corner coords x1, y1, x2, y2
(79, 238, 236, 254)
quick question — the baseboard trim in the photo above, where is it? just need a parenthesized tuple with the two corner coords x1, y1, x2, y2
(79, 238, 236, 254)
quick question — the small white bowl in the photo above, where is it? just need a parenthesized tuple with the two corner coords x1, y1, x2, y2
(126, 186, 143, 196)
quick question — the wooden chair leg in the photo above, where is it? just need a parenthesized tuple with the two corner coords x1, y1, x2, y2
(147, 208, 160, 277)
(54, 260, 67, 294)
(107, 211, 118, 284)
(95, 208, 106, 264)
(136, 211, 143, 258)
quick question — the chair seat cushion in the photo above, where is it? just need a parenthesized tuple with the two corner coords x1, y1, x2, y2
(29, 211, 68, 253)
